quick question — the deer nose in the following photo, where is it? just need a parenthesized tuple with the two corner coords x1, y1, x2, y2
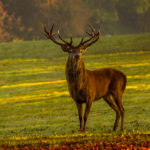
(75, 54, 80, 59)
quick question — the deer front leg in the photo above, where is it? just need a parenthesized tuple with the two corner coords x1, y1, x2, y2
(83, 101, 92, 132)
(76, 102, 83, 132)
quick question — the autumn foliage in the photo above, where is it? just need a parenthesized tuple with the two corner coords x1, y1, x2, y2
(1, 133, 149, 150)
(0, 0, 150, 42)
(0, 1, 12, 42)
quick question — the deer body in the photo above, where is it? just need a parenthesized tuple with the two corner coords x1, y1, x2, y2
(45, 25, 127, 132)
(65, 55, 126, 131)
(66, 63, 126, 103)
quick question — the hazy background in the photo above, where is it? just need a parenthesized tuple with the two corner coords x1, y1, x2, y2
(0, 0, 150, 42)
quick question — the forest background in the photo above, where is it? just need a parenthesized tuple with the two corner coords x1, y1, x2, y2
(0, 0, 150, 42)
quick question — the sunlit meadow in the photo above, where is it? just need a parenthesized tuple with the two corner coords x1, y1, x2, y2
(0, 33, 150, 148)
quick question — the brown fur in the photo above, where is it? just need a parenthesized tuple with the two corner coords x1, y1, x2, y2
(44, 24, 127, 132)
(66, 54, 126, 132)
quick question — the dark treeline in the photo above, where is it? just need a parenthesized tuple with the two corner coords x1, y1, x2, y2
(0, 0, 150, 42)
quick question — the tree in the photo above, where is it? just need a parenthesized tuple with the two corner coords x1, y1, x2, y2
(0, 1, 13, 42)
(83, 0, 120, 34)
(38, 0, 91, 37)
(1, 0, 150, 42)
(2, 0, 42, 40)
(116, 0, 150, 33)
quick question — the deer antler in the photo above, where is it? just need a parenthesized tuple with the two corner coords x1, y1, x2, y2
(57, 30, 73, 46)
(44, 24, 74, 51)
(44, 24, 64, 46)
(44, 24, 100, 51)
(77, 25, 101, 49)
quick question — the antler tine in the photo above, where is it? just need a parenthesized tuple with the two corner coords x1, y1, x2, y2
(44, 25, 64, 46)
(69, 37, 73, 45)
(86, 31, 92, 36)
(58, 30, 71, 45)
(77, 25, 101, 48)
(77, 25, 96, 47)
(44, 26, 52, 39)
(98, 27, 101, 35)
(83, 32, 100, 48)
(44, 26, 49, 36)
(77, 35, 93, 47)
(88, 24, 96, 33)
(79, 37, 84, 44)
(50, 24, 54, 34)
(84, 35, 99, 47)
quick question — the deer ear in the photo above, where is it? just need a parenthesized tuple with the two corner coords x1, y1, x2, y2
(80, 47, 87, 53)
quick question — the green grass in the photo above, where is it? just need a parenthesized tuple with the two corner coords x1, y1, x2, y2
(0, 33, 150, 141)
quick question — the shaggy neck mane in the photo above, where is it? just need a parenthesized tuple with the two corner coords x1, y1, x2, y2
(66, 57, 87, 89)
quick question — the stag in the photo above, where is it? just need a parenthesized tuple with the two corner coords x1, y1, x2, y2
(44, 25, 127, 132)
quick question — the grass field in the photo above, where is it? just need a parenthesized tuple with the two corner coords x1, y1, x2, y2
(0, 33, 150, 149)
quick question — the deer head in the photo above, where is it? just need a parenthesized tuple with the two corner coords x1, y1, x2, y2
(44, 24, 101, 60)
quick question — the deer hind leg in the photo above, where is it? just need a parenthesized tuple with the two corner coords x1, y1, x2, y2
(83, 101, 92, 132)
(104, 94, 121, 131)
(112, 94, 125, 131)
(76, 102, 83, 132)
(120, 103, 125, 131)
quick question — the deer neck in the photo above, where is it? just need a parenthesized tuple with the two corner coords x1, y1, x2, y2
(66, 56, 87, 88)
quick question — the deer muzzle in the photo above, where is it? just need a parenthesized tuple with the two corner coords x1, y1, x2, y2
(75, 54, 80, 60)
